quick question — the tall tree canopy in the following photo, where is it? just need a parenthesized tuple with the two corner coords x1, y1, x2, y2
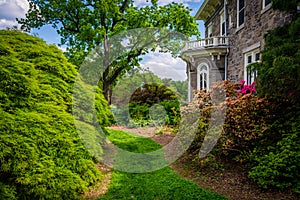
(18, 0, 199, 103)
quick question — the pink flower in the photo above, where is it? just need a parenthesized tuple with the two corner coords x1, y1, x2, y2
(237, 80, 257, 96)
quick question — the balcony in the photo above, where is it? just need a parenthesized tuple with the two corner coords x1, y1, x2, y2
(182, 36, 229, 51)
(180, 36, 229, 61)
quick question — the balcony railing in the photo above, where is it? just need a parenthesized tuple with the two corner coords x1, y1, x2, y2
(182, 36, 229, 51)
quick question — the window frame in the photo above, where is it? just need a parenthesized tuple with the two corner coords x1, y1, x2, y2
(229, 13, 234, 28)
(244, 49, 260, 84)
(262, 0, 272, 10)
(220, 9, 225, 36)
(237, 0, 245, 28)
(197, 63, 209, 90)
(207, 22, 213, 38)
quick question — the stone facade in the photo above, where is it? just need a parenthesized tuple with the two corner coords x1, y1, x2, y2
(224, 0, 293, 82)
(181, 0, 293, 101)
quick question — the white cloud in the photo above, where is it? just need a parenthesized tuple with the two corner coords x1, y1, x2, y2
(58, 45, 67, 52)
(141, 52, 187, 81)
(0, 18, 18, 29)
(0, 0, 29, 29)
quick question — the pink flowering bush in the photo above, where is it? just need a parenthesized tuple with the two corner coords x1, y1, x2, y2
(238, 80, 256, 95)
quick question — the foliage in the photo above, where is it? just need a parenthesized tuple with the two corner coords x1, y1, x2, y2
(183, 6, 300, 193)
(186, 78, 300, 193)
(247, 15, 300, 193)
(111, 69, 163, 107)
(99, 129, 228, 200)
(129, 83, 180, 127)
(272, 0, 300, 13)
(168, 79, 188, 101)
(249, 116, 300, 193)
(183, 81, 273, 174)
(18, 0, 200, 102)
(0, 30, 112, 199)
(255, 17, 300, 104)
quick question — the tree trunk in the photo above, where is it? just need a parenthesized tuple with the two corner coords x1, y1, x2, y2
(102, 80, 112, 105)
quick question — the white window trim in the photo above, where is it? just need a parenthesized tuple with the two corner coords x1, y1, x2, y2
(188, 65, 191, 102)
(261, 0, 272, 14)
(197, 63, 209, 90)
(207, 22, 213, 38)
(262, 0, 272, 9)
(244, 49, 260, 84)
(229, 13, 234, 28)
(237, 0, 245, 28)
(220, 9, 225, 36)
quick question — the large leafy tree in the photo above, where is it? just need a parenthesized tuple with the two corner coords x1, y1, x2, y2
(18, 0, 199, 104)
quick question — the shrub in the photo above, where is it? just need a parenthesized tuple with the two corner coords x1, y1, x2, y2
(186, 81, 270, 160)
(128, 83, 180, 127)
(255, 17, 300, 104)
(249, 117, 300, 193)
(0, 30, 112, 199)
(186, 79, 300, 193)
(246, 12, 300, 193)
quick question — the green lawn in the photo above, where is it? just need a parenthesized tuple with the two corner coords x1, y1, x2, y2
(99, 129, 227, 200)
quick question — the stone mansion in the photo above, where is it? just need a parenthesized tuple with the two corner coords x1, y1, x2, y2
(180, 0, 293, 101)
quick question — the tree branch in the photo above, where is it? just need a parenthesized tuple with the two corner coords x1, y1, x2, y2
(108, 48, 143, 83)
(111, 0, 129, 32)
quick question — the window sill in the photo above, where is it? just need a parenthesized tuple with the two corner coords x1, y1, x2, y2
(235, 24, 245, 33)
(261, 4, 272, 15)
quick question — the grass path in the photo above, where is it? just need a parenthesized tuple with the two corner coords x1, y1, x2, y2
(98, 129, 227, 200)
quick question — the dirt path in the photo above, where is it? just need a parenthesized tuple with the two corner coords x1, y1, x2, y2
(109, 125, 175, 146)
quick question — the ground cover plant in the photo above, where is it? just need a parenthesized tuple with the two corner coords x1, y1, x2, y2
(0, 30, 113, 199)
(99, 129, 227, 200)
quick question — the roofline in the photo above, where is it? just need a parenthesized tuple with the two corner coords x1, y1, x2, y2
(195, 0, 209, 20)
(194, 0, 222, 21)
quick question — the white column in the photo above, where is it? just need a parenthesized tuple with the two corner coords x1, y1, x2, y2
(188, 65, 191, 102)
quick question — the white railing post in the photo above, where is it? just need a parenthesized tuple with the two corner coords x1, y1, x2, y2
(213, 37, 218, 46)
(182, 36, 229, 51)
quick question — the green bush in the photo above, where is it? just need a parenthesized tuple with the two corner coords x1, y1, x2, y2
(247, 13, 300, 193)
(249, 117, 300, 193)
(129, 83, 180, 127)
(255, 17, 300, 104)
(0, 30, 112, 199)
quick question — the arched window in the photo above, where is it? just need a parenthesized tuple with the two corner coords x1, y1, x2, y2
(197, 63, 209, 90)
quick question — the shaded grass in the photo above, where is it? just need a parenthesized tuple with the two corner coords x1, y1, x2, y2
(99, 129, 227, 200)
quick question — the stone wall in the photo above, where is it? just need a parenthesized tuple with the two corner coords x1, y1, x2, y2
(205, 4, 223, 37)
(189, 55, 225, 99)
(204, 0, 293, 82)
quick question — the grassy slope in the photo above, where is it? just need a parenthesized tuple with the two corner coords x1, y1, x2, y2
(99, 129, 227, 200)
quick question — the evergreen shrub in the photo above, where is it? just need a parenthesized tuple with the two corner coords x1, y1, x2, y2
(0, 30, 112, 199)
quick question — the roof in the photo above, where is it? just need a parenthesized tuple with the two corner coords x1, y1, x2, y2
(195, 0, 222, 21)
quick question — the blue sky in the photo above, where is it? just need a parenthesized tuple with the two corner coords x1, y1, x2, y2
(0, 0, 205, 81)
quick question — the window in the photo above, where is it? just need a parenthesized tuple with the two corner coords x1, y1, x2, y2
(207, 23, 213, 45)
(229, 13, 234, 28)
(220, 10, 225, 35)
(263, 0, 271, 9)
(197, 64, 209, 90)
(244, 50, 260, 84)
(237, 0, 245, 27)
